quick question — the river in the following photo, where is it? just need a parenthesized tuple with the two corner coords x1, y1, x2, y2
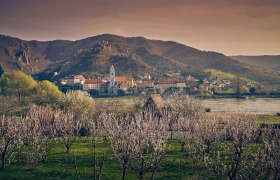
(200, 98, 280, 115)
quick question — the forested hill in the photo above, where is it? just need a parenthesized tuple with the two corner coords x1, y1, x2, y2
(0, 34, 280, 85)
(231, 55, 280, 71)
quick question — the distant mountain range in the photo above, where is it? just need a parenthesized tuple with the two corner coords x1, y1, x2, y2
(230, 55, 280, 72)
(0, 34, 280, 85)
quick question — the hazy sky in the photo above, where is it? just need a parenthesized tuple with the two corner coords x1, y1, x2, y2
(0, 0, 280, 55)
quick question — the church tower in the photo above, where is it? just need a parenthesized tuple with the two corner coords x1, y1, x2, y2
(109, 65, 115, 94)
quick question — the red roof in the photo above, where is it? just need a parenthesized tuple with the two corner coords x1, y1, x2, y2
(157, 80, 185, 84)
(74, 75, 85, 80)
(84, 80, 103, 84)
(157, 80, 176, 84)
(115, 76, 133, 82)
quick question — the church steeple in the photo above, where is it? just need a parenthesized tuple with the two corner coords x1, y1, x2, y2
(110, 65, 115, 72)
(109, 65, 115, 94)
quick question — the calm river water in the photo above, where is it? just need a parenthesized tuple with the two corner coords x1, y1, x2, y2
(200, 98, 280, 115)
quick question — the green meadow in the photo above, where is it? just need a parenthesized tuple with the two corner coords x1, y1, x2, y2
(0, 138, 211, 180)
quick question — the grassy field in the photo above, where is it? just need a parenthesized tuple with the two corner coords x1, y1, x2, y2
(0, 138, 209, 180)
(257, 114, 280, 124)
(1, 135, 272, 179)
(204, 69, 257, 86)
(94, 95, 144, 105)
(0, 117, 279, 179)
(205, 69, 237, 80)
(94, 95, 145, 112)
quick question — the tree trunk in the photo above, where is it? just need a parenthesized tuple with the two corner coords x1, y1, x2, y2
(93, 137, 96, 180)
(66, 146, 70, 156)
(138, 157, 145, 180)
(42, 154, 47, 162)
(0, 142, 9, 170)
(98, 153, 105, 180)
(150, 167, 157, 180)
(66, 145, 71, 170)
(122, 164, 127, 180)
(181, 143, 185, 152)
(229, 151, 242, 180)
(42, 142, 49, 162)
(74, 154, 80, 179)
(1, 152, 6, 170)
(206, 142, 210, 154)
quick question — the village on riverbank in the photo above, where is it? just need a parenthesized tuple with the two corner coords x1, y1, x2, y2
(58, 65, 280, 98)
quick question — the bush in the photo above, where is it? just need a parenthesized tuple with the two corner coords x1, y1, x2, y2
(205, 107, 211, 112)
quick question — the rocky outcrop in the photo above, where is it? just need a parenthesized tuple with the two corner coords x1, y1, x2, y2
(16, 50, 29, 64)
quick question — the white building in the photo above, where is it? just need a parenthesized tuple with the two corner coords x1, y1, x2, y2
(154, 80, 186, 90)
(65, 75, 86, 85)
(83, 79, 107, 92)
(108, 65, 115, 94)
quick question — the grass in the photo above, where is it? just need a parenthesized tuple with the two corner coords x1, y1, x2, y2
(207, 112, 280, 124)
(205, 69, 237, 80)
(257, 114, 280, 124)
(1, 133, 274, 180)
(0, 138, 134, 180)
(94, 95, 145, 112)
(205, 69, 256, 85)
(0, 138, 210, 180)
(217, 88, 236, 94)
(1, 114, 278, 179)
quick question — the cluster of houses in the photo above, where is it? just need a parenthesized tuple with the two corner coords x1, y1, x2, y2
(60, 66, 135, 95)
(59, 65, 236, 96)
(201, 78, 233, 94)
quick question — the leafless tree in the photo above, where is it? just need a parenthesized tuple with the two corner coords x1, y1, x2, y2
(1, 105, 57, 170)
(104, 110, 169, 180)
(204, 113, 259, 180)
(147, 114, 169, 180)
(165, 93, 203, 119)
(192, 113, 223, 163)
(130, 112, 169, 180)
(165, 93, 204, 150)
(86, 105, 108, 179)
(25, 105, 56, 162)
(261, 125, 280, 179)
(54, 109, 81, 167)
(103, 113, 138, 180)
(21, 113, 43, 169)
(0, 115, 22, 170)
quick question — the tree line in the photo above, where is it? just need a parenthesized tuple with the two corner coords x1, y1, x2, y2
(0, 70, 63, 114)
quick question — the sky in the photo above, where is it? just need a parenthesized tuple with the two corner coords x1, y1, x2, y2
(0, 0, 280, 55)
